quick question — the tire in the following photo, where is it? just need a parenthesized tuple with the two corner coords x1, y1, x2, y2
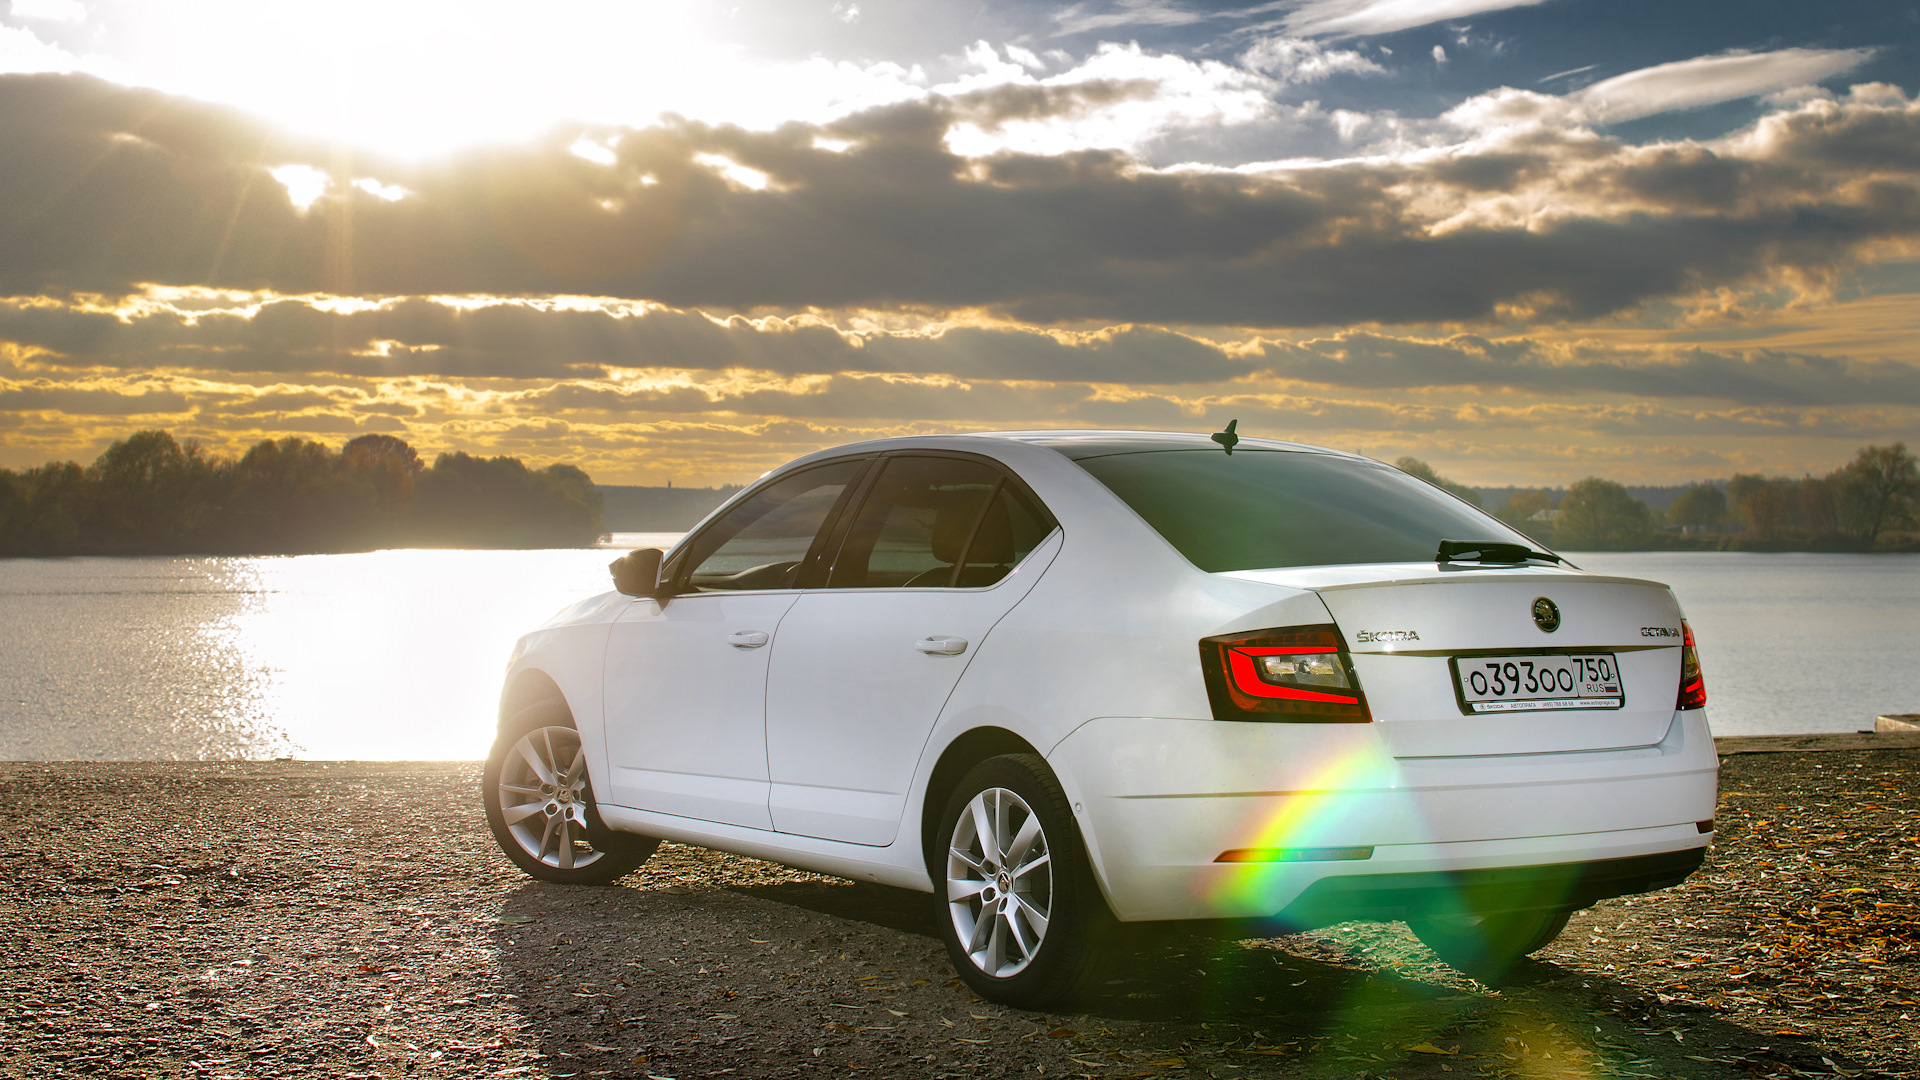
(483, 697, 657, 885)
(934, 754, 1113, 1008)
(1409, 907, 1572, 979)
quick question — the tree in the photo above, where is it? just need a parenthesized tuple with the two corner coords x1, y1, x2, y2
(343, 434, 424, 508)
(1666, 484, 1727, 528)
(222, 437, 382, 551)
(1831, 442, 1918, 542)
(1735, 477, 1803, 539)
(1556, 477, 1652, 550)
(1394, 456, 1483, 507)
(0, 429, 608, 555)
(86, 430, 222, 552)
(0, 461, 88, 555)
(411, 452, 604, 548)
(1495, 489, 1553, 528)
(1796, 476, 1838, 537)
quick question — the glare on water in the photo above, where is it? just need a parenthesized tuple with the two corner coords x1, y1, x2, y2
(0, 534, 682, 761)
(0, 545, 1911, 760)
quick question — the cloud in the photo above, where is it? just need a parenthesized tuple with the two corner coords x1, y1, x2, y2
(0, 23, 78, 73)
(1278, 0, 1553, 38)
(9, 0, 88, 22)
(1240, 36, 1385, 86)
(942, 42, 1279, 157)
(8, 287, 1917, 415)
(1575, 48, 1874, 124)
(0, 383, 189, 415)
(1052, 1, 1212, 36)
(1260, 332, 1920, 405)
(0, 290, 1256, 384)
(6, 74, 1919, 332)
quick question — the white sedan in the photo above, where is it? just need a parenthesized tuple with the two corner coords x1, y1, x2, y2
(482, 429, 1718, 1007)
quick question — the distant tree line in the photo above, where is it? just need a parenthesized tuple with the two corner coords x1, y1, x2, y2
(1395, 443, 1918, 552)
(0, 430, 603, 556)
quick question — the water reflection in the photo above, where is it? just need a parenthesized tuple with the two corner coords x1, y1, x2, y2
(0, 557, 282, 759)
(0, 534, 682, 761)
(1572, 551, 1920, 736)
(0, 544, 1909, 759)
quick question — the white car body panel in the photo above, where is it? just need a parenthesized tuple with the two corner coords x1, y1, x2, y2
(602, 590, 802, 828)
(499, 430, 1718, 928)
(1048, 710, 1715, 920)
(765, 529, 1061, 846)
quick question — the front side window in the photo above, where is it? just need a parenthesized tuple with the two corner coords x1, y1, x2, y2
(679, 459, 867, 592)
(828, 456, 1055, 589)
(1074, 449, 1539, 573)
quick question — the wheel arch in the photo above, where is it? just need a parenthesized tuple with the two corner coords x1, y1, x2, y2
(499, 668, 568, 733)
(919, 726, 1041, 872)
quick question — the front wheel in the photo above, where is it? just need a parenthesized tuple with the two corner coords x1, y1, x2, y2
(935, 754, 1111, 1008)
(483, 698, 657, 885)
(1409, 907, 1572, 979)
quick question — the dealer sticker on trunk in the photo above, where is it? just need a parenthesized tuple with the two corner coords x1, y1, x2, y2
(1449, 653, 1624, 713)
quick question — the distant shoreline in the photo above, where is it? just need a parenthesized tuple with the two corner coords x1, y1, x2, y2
(5, 542, 1918, 559)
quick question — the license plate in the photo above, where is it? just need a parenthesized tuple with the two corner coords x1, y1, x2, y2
(1450, 653, 1624, 713)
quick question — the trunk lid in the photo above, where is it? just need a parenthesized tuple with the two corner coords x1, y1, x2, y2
(1225, 562, 1688, 756)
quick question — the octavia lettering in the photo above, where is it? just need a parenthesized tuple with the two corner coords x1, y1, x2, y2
(1356, 630, 1420, 643)
(1641, 627, 1681, 637)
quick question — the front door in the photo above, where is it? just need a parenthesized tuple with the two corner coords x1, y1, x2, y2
(602, 458, 868, 828)
(765, 454, 1060, 846)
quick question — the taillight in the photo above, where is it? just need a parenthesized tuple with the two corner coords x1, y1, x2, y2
(1676, 620, 1706, 710)
(1199, 624, 1371, 723)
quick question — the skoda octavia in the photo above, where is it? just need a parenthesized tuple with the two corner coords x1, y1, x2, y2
(483, 430, 1718, 1006)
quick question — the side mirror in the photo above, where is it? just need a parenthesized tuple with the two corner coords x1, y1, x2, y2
(610, 547, 666, 600)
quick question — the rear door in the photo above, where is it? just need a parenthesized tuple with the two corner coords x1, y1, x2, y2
(763, 453, 1060, 846)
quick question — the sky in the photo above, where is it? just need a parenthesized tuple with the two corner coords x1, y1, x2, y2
(2, 0, 1918, 487)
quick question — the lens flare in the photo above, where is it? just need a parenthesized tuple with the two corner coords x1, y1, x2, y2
(1201, 739, 1405, 915)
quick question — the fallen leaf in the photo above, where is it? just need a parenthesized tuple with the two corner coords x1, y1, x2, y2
(1407, 1043, 1460, 1055)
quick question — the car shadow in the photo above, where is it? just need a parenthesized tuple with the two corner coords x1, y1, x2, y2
(728, 878, 944, 938)
(486, 873, 1864, 1078)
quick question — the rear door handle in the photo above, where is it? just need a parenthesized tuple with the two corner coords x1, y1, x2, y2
(727, 630, 770, 649)
(915, 636, 968, 656)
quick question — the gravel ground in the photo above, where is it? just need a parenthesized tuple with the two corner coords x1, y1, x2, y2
(0, 747, 1914, 1080)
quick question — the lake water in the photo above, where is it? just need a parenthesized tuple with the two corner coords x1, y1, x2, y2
(0, 544, 1913, 760)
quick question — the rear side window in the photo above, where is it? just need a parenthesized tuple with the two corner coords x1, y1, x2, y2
(1074, 449, 1537, 573)
(829, 456, 1055, 589)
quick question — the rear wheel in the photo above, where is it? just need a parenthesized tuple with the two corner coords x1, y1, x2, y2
(936, 754, 1112, 1008)
(1409, 907, 1572, 979)
(483, 698, 656, 885)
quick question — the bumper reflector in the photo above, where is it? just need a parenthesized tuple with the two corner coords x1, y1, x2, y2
(1215, 846, 1375, 863)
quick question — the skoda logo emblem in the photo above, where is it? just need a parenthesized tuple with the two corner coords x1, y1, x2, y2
(1532, 597, 1561, 633)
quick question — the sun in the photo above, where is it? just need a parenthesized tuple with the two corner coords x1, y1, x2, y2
(100, 0, 733, 158)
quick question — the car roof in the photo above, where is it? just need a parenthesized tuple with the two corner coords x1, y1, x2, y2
(969, 429, 1360, 462)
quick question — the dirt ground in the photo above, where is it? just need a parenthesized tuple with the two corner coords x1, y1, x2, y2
(0, 747, 1914, 1080)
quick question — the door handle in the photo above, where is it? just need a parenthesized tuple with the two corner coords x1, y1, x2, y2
(727, 630, 770, 649)
(915, 636, 968, 656)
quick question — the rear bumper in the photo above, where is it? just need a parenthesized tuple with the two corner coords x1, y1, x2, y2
(1047, 710, 1718, 922)
(1263, 846, 1705, 930)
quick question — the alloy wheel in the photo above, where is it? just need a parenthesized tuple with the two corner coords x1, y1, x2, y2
(494, 725, 605, 871)
(946, 786, 1054, 978)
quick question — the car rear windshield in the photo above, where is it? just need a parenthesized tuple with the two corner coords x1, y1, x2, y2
(1073, 449, 1540, 573)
